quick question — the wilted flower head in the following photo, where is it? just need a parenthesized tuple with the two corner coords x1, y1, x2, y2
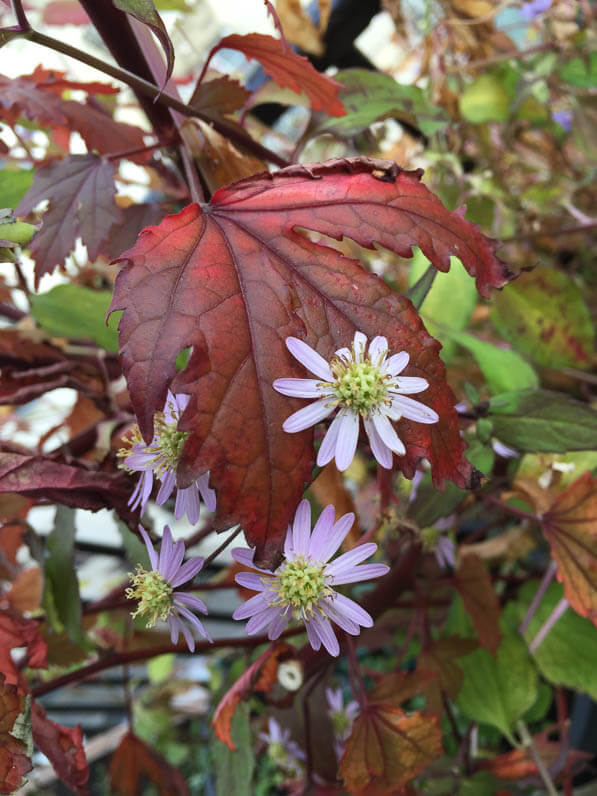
(326, 687, 359, 759)
(232, 500, 389, 656)
(119, 390, 216, 523)
(273, 332, 439, 472)
(260, 717, 305, 779)
(126, 525, 212, 651)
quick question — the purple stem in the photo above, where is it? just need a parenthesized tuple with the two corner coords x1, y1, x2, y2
(519, 560, 557, 635)
(530, 597, 569, 653)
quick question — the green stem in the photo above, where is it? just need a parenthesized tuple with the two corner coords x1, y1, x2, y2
(516, 720, 558, 796)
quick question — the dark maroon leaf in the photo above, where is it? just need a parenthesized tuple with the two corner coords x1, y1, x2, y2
(109, 732, 188, 795)
(17, 154, 122, 286)
(32, 702, 89, 795)
(0, 609, 47, 686)
(112, 0, 175, 87)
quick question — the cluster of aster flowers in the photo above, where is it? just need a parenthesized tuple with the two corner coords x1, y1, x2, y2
(122, 331, 439, 658)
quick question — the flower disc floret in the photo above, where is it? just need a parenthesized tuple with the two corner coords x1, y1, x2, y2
(126, 567, 173, 627)
(267, 555, 331, 618)
(330, 357, 390, 414)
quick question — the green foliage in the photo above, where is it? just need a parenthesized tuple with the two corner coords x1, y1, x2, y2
(211, 703, 255, 796)
(31, 284, 120, 352)
(559, 51, 597, 88)
(459, 72, 514, 123)
(0, 168, 34, 209)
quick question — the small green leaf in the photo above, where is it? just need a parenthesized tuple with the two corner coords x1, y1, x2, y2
(459, 771, 504, 796)
(0, 169, 34, 208)
(488, 389, 597, 452)
(559, 52, 597, 88)
(491, 268, 594, 369)
(31, 284, 119, 352)
(147, 654, 175, 683)
(42, 507, 86, 647)
(0, 219, 37, 246)
(459, 74, 512, 123)
(211, 702, 254, 796)
(512, 581, 597, 701)
(445, 329, 539, 393)
(456, 633, 538, 743)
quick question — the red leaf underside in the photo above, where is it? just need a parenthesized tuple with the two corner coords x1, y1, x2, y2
(110, 158, 508, 563)
(32, 703, 89, 795)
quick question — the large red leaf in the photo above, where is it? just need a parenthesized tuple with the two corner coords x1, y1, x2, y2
(17, 154, 122, 286)
(0, 68, 147, 158)
(32, 702, 89, 795)
(199, 32, 345, 115)
(110, 158, 507, 563)
(109, 732, 188, 795)
(542, 471, 597, 624)
(0, 609, 47, 686)
(338, 704, 443, 794)
(0, 674, 32, 794)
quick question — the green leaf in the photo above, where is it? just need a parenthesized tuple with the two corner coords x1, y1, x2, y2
(0, 168, 34, 208)
(445, 329, 539, 393)
(559, 52, 597, 88)
(459, 771, 504, 796)
(42, 507, 86, 647)
(522, 681, 552, 724)
(31, 284, 119, 352)
(147, 654, 175, 683)
(456, 633, 538, 743)
(312, 68, 449, 138)
(459, 74, 512, 123)
(488, 389, 597, 452)
(512, 582, 597, 701)
(0, 219, 37, 247)
(410, 251, 478, 363)
(211, 702, 254, 796)
(491, 268, 594, 369)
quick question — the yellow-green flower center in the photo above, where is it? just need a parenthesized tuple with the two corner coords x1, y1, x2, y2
(420, 526, 440, 552)
(331, 710, 350, 736)
(118, 409, 189, 478)
(329, 357, 390, 415)
(265, 555, 331, 618)
(125, 567, 173, 626)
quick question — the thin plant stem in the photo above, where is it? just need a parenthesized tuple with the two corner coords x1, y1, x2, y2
(345, 634, 367, 709)
(202, 525, 244, 568)
(519, 561, 557, 635)
(481, 493, 538, 524)
(516, 720, 558, 796)
(530, 597, 568, 653)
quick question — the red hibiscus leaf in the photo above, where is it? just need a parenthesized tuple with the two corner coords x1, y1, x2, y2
(542, 471, 597, 624)
(0, 449, 135, 522)
(109, 731, 188, 795)
(0, 69, 147, 158)
(338, 704, 443, 794)
(454, 554, 501, 654)
(17, 154, 122, 286)
(113, 0, 175, 88)
(32, 702, 89, 795)
(0, 609, 47, 686)
(110, 158, 502, 562)
(202, 32, 345, 115)
(212, 643, 293, 750)
(0, 674, 32, 794)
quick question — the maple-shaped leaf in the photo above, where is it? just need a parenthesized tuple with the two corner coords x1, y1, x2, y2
(189, 74, 252, 118)
(110, 158, 506, 563)
(212, 643, 292, 750)
(0, 674, 32, 794)
(454, 554, 501, 654)
(0, 609, 47, 686)
(338, 704, 443, 794)
(199, 33, 345, 115)
(109, 732, 188, 795)
(32, 702, 89, 795)
(0, 68, 147, 158)
(17, 154, 122, 286)
(541, 471, 597, 625)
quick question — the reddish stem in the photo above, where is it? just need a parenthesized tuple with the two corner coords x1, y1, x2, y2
(481, 493, 539, 524)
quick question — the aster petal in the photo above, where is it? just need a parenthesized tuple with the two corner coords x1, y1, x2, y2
(235, 572, 267, 591)
(170, 556, 204, 587)
(363, 417, 393, 469)
(316, 411, 344, 467)
(138, 525, 158, 570)
(168, 614, 185, 645)
(246, 606, 283, 635)
(231, 547, 270, 573)
(319, 596, 360, 634)
(285, 337, 333, 380)
(175, 484, 200, 524)
(308, 613, 339, 656)
(331, 562, 389, 585)
(155, 469, 176, 505)
(292, 499, 312, 555)
(169, 613, 196, 652)
(334, 411, 360, 472)
(197, 472, 217, 511)
(126, 450, 157, 471)
(233, 591, 271, 620)
(353, 332, 367, 362)
(129, 470, 153, 513)
(162, 535, 186, 582)
(385, 351, 409, 376)
(176, 603, 212, 642)
(328, 592, 374, 628)
(334, 347, 351, 361)
(283, 398, 334, 433)
(392, 376, 429, 395)
(326, 688, 343, 713)
(326, 543, 379, 580)
(311, 511, 354, 563)
(368, 336, 388, 365)
(174, 591, 208, 614)
(267, 610, 290, 640)
(308, 504, 337, 560)
(372, 412, 406, 456)
(391, 395, 439, 424)
(157, 525, 175, 575)
(305, 617, 321, 650)
(273, 378, 329, 398)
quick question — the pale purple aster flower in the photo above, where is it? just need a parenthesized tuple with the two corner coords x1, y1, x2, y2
(260, 716, 306, 776)
(326, 687, 359, 759)
(126, 524, 212, 651)
(273, 332, 439, 472)
(552, 110, 572, 131)
(521, 0, 551, 19)
(119, 390, 216, 523)
(421, 518, 456, 570)
(232, 500, 389, 656)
